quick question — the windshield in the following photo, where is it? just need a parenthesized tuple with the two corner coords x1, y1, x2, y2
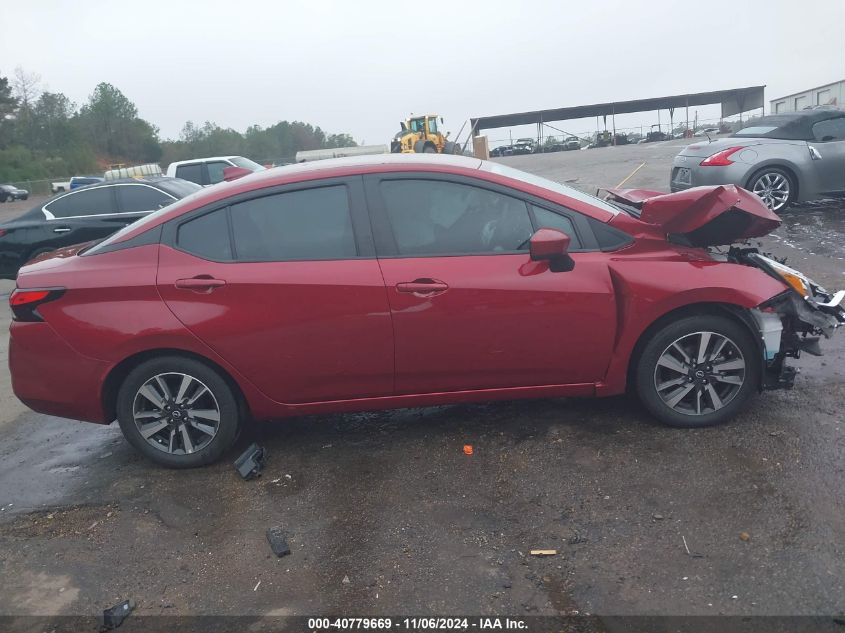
(483, 162, 620, 216)
(229, 156, 265, 171)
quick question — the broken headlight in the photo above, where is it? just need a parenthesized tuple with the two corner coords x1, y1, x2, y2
(751, 254, 818, 298)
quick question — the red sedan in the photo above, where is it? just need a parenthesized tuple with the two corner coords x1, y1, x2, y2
(9, 155, 845, 467)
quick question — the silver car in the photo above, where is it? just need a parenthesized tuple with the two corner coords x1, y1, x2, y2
(671, 108, 845, 212)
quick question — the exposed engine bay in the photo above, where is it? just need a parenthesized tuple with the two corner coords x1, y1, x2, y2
(719, 245, 845, 389)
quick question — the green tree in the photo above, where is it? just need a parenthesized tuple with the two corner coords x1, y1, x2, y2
(11, 66, 41, 147)
(0, 75, 19, 148)
(78, 82, 160, 161)
(31, 91, 77, 150)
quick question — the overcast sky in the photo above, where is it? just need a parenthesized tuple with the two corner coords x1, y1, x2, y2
(2, 0, 844, 147)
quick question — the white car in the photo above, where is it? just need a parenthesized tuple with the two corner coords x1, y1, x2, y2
(165, 156, 265, 187)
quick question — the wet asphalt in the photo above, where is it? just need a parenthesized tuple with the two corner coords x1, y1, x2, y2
(0, 143, 844, 628)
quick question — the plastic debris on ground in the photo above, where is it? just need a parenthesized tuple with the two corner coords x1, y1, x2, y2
(234, 443, 266, 480)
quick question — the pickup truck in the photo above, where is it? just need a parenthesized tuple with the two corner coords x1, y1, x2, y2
(50, 179, 71, 193)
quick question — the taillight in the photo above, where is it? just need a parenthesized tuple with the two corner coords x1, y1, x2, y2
(0, 229, 6, 238)
(9, 288, 65, 322)
(699, 146, 743, 166)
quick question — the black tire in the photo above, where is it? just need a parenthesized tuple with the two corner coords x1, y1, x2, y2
(747, 166, 796, 213)
(635, 315, 760, 428)
(423, 144, 437, 154)
(116, 356, 241, 468)
(444, 141, 462, 155)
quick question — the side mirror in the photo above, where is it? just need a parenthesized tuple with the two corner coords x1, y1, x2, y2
(529, 228, 575, 272)
(223, 166, 252, 182)
(440, 117, 444, 124)
(445, 131, 450, 138)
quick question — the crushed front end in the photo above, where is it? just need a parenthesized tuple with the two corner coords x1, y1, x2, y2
(732, 247, 845, 389)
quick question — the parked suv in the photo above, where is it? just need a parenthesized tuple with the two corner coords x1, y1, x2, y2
(165, 156, 265, 187)
(9, 155, 844, 467)
(0, 177, 200, 279)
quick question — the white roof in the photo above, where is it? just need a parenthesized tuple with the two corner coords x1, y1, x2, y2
(269, 153, 484, 176)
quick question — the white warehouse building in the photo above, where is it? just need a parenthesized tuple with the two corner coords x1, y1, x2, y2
(770, 79, 844, 113)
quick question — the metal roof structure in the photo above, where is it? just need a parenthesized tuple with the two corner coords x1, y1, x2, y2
(470, 86, 766, 132)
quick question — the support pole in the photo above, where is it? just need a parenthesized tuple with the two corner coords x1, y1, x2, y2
(612, 106, 616, 146)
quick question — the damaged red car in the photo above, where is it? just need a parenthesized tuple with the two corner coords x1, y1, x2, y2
(9, 155, 845, 467)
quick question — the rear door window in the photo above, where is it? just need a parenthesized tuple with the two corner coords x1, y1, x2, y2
(117, 185, 173, 213)
(45, 186, 116, 218)
(175, 163, 203, 185)
(230, 186, 357, 261)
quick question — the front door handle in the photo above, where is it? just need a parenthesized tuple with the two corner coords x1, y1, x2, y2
(52, 227, 71, 233)
(174, 276, 226, 292)
(396, 278, 449, 295)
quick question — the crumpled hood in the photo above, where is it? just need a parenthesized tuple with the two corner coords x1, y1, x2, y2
(605, 184, 781, 247)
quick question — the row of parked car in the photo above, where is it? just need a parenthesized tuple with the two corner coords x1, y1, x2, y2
(0, 155, 266, 280)
(490, 136, 581, 157)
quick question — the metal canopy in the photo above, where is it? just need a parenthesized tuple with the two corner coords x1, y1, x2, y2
(470, 86, 765, 131)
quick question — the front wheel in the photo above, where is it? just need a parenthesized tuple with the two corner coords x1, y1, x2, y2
(635, 315, 760, 428)
(116, 356, 241, 468)
(748, 167, 795, 212)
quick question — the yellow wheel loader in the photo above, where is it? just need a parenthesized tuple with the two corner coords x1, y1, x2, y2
(390, 114, 462, 155)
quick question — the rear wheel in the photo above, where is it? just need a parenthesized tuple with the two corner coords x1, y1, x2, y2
(116, 356, 241, 468)
(748, 167, 795, 212)
(635, 315, 759, 428)
(423, 145, 437, 154)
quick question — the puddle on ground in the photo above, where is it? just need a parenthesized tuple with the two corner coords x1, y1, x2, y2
(775, 199, 845, 259)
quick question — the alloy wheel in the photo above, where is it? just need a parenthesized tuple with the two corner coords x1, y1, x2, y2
(653, 331, 746, 416)
(132, 372, 221, 454)
(751, 172, 790, 212)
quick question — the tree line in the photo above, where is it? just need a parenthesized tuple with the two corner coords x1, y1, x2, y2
(0, 67, 357, 182)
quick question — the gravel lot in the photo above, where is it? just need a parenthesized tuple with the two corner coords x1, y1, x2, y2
(1, 141, 844, 629)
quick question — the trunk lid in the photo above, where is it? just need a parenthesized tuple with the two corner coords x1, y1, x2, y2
(605, 184, 781, 247)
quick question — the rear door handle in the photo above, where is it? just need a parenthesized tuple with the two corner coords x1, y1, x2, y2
(174, 277, 227, 291)
(396, 278, 449, 295)
(53, 227, 71, 233)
